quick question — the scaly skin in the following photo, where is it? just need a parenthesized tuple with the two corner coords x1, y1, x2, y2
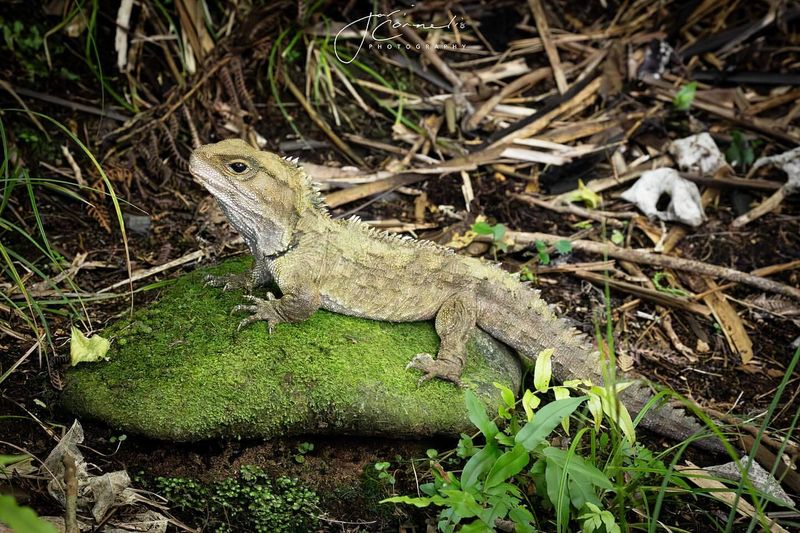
(189, 139, 725, 452)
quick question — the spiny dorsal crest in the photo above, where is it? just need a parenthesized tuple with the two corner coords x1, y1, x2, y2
(344, 215, 455, 255)
(282, 155, 328, 212)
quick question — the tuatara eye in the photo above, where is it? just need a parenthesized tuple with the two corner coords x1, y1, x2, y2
(228, 161, 249, 174)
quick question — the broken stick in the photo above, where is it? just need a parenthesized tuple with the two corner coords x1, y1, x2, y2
(506, 231, 800, 301)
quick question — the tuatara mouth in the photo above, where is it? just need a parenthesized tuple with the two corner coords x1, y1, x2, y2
(188, 151, 217, 186)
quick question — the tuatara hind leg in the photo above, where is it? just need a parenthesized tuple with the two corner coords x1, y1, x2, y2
(407, 293, 477, 386)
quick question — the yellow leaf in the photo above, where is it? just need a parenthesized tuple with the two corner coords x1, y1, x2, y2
(590, 385, 636, 443)
(587, 393, 603, 431)
(533, 348, 553, 391)
(566, 180, 602, 209)
(522, 389, 540, 422)
(70, 327, 110, 366)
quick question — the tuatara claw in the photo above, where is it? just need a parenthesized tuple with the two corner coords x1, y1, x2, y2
(205, 272, 252, 292)
(406, 353, 464, 387)
(233, 294, 281, 333)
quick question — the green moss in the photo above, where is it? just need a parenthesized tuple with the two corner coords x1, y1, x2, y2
(153, 466, 319, 533)
(62, 258, 521, 441)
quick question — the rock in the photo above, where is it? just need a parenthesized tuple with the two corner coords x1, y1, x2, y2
(62, 258, 522, 441)
(669, 133, 727, 175)
(621, 168, 706, 227)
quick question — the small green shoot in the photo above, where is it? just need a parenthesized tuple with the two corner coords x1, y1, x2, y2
(374, 461, 396, 487)
(579, 502, 621, 533)
(534, 239, 572, 265)
(566, 180, 601, 209)
(519, 265, 536, 283)
(535, 239, 551, 265)
(471, 218, 509, 259)
(673, 81, 697, 111)
(610, 229, 624, 245)
(294, 441, 314, 463)
(725, 130, 762, 171)
(651, 272, 690, 297)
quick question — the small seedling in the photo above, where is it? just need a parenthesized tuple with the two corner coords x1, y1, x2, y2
(535, 240, 551, 265)
(294, 441, 314, 463)
(374, 461, 396, 486)
(519, 265, 536, 283)
(534, 239, 572, 265)
(554, 239, 573, 254)
(471, 219, 509, 257)
(652, 272, 690, 297)
(566, 180, 602, 208)
(673, 81, 697, 111)
(725, 130, 762, 171)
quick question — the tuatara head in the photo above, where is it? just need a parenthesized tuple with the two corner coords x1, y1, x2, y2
(189, 139, 309, 258)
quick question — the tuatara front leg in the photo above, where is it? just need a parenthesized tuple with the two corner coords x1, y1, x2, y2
(205, 271, 255, 292)
(205, 259, 273, 292)
(232, 283, 321, 333)
(407, 292, 477, 386)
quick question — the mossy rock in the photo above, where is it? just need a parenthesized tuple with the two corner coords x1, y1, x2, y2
(62, 258, 522, 441)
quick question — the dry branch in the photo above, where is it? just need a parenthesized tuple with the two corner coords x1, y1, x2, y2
(509, 232, 800, 301)
(574, 270, 711, 316)
(527, 0, 568, 93)
(511, 193, 635, 228)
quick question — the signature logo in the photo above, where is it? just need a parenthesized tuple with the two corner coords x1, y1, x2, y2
(334, 8, 465, 64)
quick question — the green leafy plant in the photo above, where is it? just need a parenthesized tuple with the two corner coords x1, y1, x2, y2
(519, 265, 536, 283)
(533, 239, 572, 265)
(471, 219, 508, 254)
(294, 441, 314, 463)
(154, 466, 319, 533)
(374, 461, 397, 488)
(383, 350, 636, 532)
(673, 81, 697, 111)
(725, 130, 762, 171)
(0, 456, 56, 533)
(566, 180, 601, 208)
(0, 495, 56, 533)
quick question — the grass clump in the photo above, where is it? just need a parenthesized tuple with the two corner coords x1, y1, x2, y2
(154, 465, 319, 533)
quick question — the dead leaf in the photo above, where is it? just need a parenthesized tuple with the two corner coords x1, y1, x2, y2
(700, 279, 754, 364)
(677, 462, 790, 533)
(70, 327, 111, 366)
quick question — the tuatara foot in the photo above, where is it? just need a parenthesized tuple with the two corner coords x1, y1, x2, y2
(406, 353, 464, 387)
(205, 272, 253, 292)
(231, 294, 283, 332)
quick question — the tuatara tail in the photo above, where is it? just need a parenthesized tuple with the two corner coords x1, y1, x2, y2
(476, 285, 728, 454)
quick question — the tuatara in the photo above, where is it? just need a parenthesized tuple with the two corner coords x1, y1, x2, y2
(189, 138, 724, 451)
